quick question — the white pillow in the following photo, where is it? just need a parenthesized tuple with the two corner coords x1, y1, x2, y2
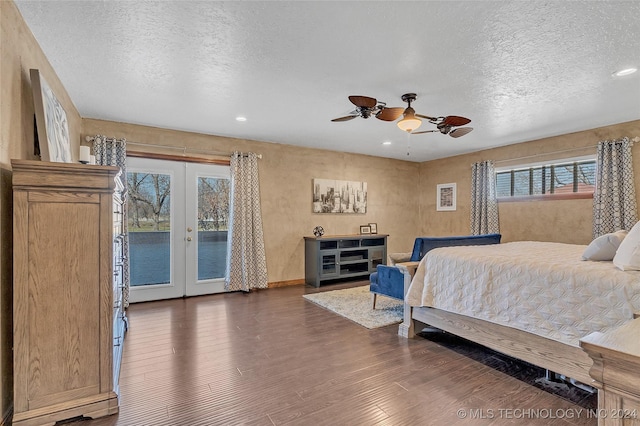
(613, 222, 640, 270)
(582, 230, 628, 261)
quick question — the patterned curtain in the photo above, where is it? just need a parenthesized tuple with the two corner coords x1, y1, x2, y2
(470, 160, 500, 235)
(593, 137, 638, 237)
(93, 135, 131, 307)
(225, 152, 268, 292)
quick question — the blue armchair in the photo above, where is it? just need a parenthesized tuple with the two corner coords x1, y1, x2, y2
(369, 234, 502, 309)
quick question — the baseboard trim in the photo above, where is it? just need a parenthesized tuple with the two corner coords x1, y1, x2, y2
(268, 279, 305, 288)
(1, 405, 13, 426)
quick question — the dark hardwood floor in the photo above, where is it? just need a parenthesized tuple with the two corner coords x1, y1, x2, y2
(69, 282, 597, 426)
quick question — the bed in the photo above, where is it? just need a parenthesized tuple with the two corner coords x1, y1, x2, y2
(399, 241, 640, 385)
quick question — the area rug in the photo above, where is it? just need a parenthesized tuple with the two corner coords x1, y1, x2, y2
(303, 285, 403, 329)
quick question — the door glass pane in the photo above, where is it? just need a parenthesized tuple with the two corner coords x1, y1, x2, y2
(127, 171, 171, 286)
(197, 177, 230, 280)
(320, 253, 337, 276)
(369, 248, 384, 269)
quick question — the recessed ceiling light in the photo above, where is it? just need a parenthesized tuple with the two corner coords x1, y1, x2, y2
(613, 68, 637, 77)
(235, 116, 247, 122)
(382, 141, 392, 145)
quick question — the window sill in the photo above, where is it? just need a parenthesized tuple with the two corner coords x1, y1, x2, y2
(498, 192, 594, 203)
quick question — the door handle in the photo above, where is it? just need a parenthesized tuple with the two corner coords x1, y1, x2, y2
(187, 236, 192, 241)
(187, 227, 193, 232)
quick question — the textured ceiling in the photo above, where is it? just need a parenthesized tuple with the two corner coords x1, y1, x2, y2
(15, 1, 640, 162)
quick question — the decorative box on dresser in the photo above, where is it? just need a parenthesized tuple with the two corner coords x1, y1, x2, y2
(12, 159, 127, 426)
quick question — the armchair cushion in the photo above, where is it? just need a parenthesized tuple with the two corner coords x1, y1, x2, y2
(388, 252, 412, 266)
(370, 266, 405, 301)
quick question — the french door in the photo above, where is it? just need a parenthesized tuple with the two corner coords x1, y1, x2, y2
(126, 157, 230, 303)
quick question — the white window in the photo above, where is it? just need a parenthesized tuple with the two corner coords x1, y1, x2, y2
(496, 156, 596, 200)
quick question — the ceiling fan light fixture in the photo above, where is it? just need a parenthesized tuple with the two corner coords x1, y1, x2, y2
(397, 107, 422, 133)
(613, 67, 637, 77)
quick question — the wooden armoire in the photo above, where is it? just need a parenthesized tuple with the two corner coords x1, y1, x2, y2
(12, 159, 126, 425)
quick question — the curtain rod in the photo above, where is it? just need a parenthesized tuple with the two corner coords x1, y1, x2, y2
(84, 136, 262, 159)
(494, 136, 639, 165)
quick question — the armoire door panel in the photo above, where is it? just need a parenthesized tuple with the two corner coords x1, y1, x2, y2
(28, 385, 101, 411)
(27, 202, 101, 404)
(27, 190, 100, 204)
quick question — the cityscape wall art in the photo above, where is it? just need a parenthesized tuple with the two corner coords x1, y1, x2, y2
(312, 178, 367, 214)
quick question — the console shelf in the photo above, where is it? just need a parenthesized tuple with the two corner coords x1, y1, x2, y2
(304, 234, 387, 287)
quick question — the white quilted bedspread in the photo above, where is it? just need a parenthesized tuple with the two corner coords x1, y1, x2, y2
(406, 241, 640, 347)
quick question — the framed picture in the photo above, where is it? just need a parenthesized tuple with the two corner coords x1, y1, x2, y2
(30, 69, 72, 163)
(359, 225, 371, 235)
(368, 223, 378, 234)
(312, 178, 367, 214)
(436, 183, 457, 211)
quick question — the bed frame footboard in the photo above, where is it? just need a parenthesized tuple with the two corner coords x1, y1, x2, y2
(401, 305, 594, 386)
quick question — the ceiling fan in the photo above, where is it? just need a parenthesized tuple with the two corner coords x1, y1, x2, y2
(397, 93, 473, 137)
(331, 93, 473, 138)
(330, 95, 404, 122)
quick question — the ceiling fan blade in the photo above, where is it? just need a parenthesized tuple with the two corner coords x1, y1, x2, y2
(331, 115, 358, 122)
(348, 95, 377, 108)
(411, 130, 438, 135)
(376, 107, 404, 122)
(442, 116, 471, 127)
(449, 127, 473, 138)
(415, 113, 437, 121)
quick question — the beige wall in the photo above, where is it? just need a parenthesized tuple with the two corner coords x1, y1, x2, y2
(82, 119, 422, 284)
(418, 120, 640, 244)
(83, 118, 640, 285)
(0, 1, 84, 420)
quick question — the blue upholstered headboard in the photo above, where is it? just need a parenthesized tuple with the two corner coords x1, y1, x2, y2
(410, 234, 502, 262)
